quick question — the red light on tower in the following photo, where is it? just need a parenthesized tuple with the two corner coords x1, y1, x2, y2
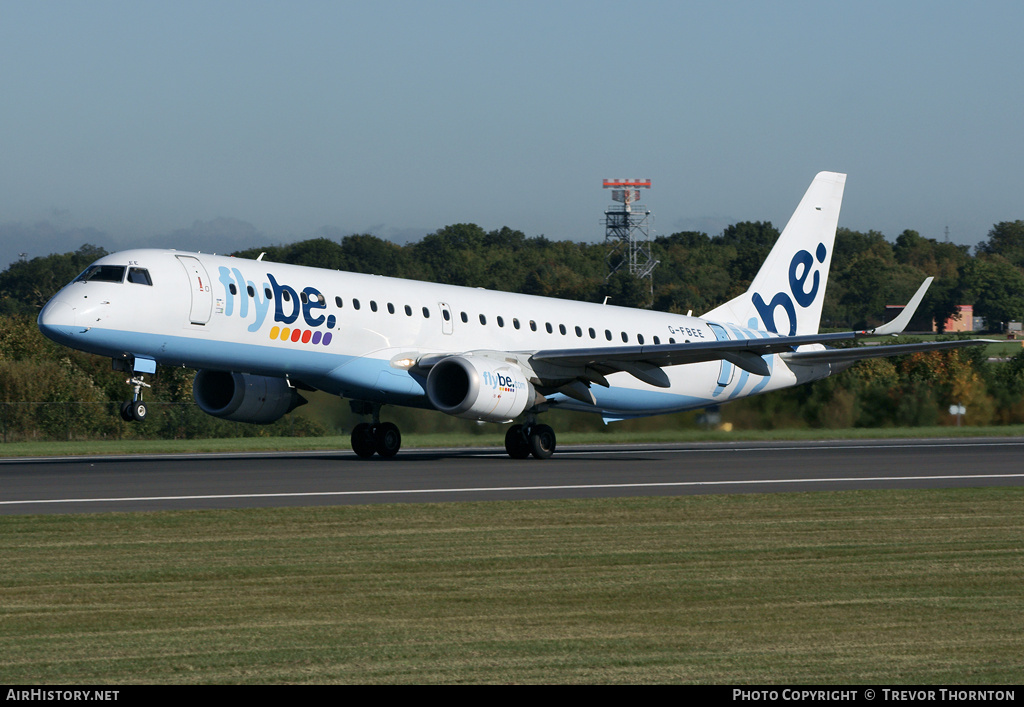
(603, 178, 651, 207)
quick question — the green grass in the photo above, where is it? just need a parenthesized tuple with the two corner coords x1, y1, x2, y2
(1, 489, 1022, 684)
(3, 424, 1024, 458)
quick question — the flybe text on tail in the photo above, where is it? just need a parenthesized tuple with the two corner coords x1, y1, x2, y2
(752, 242, 827, 336)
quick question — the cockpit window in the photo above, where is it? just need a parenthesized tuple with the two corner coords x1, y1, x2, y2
(75, 265, 126, 283)
(127, 268, 152, 286)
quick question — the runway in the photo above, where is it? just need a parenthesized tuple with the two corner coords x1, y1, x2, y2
(2, 437, 1023, 515)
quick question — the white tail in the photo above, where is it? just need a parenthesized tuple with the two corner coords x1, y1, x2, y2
(703, 171, 846, 335)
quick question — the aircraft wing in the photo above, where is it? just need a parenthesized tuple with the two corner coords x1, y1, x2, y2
(780, 338, 994, 365)
(528, 332, 993, 389)
(529, 331, 857, 387)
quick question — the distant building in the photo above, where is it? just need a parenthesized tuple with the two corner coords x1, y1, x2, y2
(945, 305, 974, 333)
(883, 304, 973, 333)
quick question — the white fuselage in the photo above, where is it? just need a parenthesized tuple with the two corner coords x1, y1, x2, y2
(38, 249, 828, 420)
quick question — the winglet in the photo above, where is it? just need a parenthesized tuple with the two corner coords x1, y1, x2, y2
(867, 277, 933, 336)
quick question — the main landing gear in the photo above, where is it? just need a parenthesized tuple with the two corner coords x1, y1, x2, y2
(351, 421, 402, 459)
(504, 421, 556, 460)
(346, 402, 557, 461)
(350, 402, 402, 459)
(119, 374, 151, 423)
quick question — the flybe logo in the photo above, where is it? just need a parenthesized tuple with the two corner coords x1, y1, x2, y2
(218, 266, 335, 346)
(482, 370, 523, 394)
(751, 243, 827, 336)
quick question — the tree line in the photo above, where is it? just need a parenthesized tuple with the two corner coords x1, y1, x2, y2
(1, 219, 1024, 440)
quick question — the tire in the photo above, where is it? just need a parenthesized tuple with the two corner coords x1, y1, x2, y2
(504, 424, 531, 459)
(374, 422, 402, 458)
(351, 422, 376, 458)
(528, 424, 556, 460)
(130, 402, 148, 422)
(120, 401, 134, 422)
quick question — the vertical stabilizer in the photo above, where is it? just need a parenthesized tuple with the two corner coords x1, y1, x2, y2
(703, 171, 846, 335)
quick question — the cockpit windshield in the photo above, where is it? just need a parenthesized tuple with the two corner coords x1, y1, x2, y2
(75, 265, 127, 283)
(127, 267, 152, 285)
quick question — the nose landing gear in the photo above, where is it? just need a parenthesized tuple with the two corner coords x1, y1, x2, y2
(119, 374, 151, 423)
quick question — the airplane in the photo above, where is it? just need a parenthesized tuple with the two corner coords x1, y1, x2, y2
(36, 172, 988, 459)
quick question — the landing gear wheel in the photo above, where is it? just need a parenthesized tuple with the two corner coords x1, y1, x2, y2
(130, 402, 147, 422)
(351, 422, 376, 458)
(505, 424, 531, 459)
(118, 372, 151, 423)
(528, 424, 556, 460)
(374, 422, 402, 458)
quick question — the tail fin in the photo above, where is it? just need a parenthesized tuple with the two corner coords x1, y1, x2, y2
(703, 171, 846, 335)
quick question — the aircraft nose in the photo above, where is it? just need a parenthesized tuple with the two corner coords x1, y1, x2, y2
(37, 300, 78, 343)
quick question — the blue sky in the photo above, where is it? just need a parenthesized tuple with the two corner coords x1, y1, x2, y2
(2, 1, 1021, 268)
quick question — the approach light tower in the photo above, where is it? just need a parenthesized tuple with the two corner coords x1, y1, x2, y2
(603, 178, 659, 306)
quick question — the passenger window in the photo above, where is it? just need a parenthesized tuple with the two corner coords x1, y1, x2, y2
(513, 318, 521, 329)
(574, 326, 582, 337)
(265, 287, 272, 299)
(530, 320, 537, 332)
(247, 285, 255, 297)
(353, 299, 361, 310)
(605, 330, 612, 341)
(589, 327, 596, 339)
(442, 309, 451, 321)
(370, 301, 378, 312)
(545, 323, 553, 334)
(621, 332, 629, 343)
(301, 292, 308, 304)
(229, 283, 237, 295)
(638, 334, 645, 345)
(127, 268, 152, 286)
(461, 312, 468, 323)
(422, 307, 430, 318)
(653, 336, 660, 345)
(404, 305, 412, 316)
(335, 296, 343, 307)
(479, 314, 487, 325)
(497, 316, 504, 327)
(387, 302, 395, 314)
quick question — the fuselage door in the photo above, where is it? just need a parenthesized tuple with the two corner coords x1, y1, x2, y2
(708, 323, 734, 392)
(176, 255, 213, 325)
(439, 302, 453, 335)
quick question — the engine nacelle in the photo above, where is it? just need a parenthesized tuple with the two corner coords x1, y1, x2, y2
(192, 370, 305, 424)
(425, 356, 537, 422)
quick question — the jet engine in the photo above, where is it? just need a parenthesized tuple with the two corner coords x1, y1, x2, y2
(425, 356, 537, 422)
(192, 370, 306, 424)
